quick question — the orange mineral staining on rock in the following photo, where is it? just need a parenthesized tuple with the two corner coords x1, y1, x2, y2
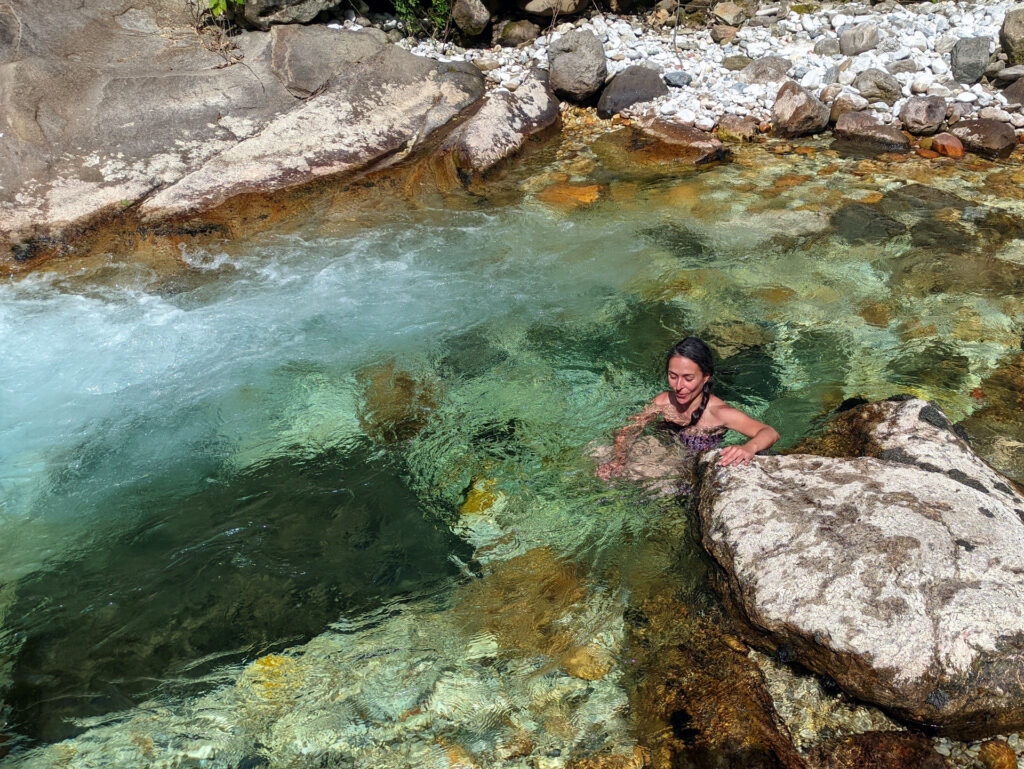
(536, 183, 602, 211)
(931, 132, 964, 158)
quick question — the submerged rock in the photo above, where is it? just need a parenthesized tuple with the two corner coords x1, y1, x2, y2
(356, 360, 439, 443)
(959, 353, 1024, 484)
(698, 398, 1024, 737)
(808, 731, 948, 769)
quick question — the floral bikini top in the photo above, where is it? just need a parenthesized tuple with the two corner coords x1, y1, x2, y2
(657, 420, 729, 454)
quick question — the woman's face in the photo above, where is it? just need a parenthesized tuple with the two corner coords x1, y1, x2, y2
(667, 355, 709, 405)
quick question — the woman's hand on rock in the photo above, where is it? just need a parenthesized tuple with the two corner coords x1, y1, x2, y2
(718, 445, 756, 467)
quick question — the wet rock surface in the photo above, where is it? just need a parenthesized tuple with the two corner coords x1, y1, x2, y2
(698, 398, 1024, 737)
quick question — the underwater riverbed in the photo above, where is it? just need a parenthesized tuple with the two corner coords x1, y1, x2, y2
(2, 125, 1024, 766)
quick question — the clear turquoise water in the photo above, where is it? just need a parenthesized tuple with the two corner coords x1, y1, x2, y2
(2, 143, 1024, 759)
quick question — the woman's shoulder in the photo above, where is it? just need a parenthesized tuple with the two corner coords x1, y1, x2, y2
(652, 391, 672, 407)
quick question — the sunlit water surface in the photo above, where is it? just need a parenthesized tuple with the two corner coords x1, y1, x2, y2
(2, 137, 1024, 764)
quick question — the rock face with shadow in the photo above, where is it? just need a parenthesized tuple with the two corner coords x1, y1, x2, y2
(697, 397, 1024, 738)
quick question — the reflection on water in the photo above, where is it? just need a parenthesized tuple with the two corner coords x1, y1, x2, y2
(1, 131, 1024, 764)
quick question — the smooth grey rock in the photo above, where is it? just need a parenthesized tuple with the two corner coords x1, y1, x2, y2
(899, 95, 947, 135)
(738, 55, 791, 84)
(949, 118, 1018, 159)
(236, 0, 342, 29)
(495, 19, 540, 47)
(950, 36, 991, 84)
(833, 110, 910, 152)
(270, 24, 383, 98)
(664, 69, 693, 87)
(814, 37, 841, 57)
(712, 1, 746, 26)
(852, 67, 901, 105)
(1001, 4, 1024, 65)
(596, 65, 669, 118)
(518, 0, 586, 17)
(839, 22, 879, 56)
(548, 29, 607, 102)
(442, 69, 557, 172)
(140, 49, 485, 221)
(772, 80, 829, 137)
(453, 0, 491, 36)
(698, 398, 1024, 737)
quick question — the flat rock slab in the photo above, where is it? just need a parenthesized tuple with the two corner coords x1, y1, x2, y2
(140, 49, 483, 222)
(698, 398, 1024, 737)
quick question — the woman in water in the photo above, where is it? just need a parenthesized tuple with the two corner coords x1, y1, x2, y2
(595, 337, 779, 480)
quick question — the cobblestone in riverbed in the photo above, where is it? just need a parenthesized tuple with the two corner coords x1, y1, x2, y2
(367, 1, 1024, 136)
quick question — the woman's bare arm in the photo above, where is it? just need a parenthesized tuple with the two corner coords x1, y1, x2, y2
(595, 399, 662, 479)
(715, 405, 780, 467)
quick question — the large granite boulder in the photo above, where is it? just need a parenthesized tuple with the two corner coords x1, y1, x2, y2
(139, 47, 484, 221)
(697, 397, 1024, 737)
(0, 3, 486, 264)
(950, 119, 1018, 159)
(899, 96, 947, 135)
(833, 111, 910, 153)
(548, 30, 607, 102)
(441, 69, 558, 173)
(596, 65, 669, 118)
(270, 24, 384, 98)
(1000, 5, 1024, 66)
(772, 81, 829, 137)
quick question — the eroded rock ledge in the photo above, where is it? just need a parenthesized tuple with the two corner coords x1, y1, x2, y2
(698, 397, 1024, 738)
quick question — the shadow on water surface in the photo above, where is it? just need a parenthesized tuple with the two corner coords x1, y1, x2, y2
(3, 443, 469, 745)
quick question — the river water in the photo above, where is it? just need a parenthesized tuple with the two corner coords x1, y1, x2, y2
(2, 128, 1023, 765)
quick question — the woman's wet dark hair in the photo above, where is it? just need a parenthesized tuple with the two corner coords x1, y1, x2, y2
(666, 337, 715, 427)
